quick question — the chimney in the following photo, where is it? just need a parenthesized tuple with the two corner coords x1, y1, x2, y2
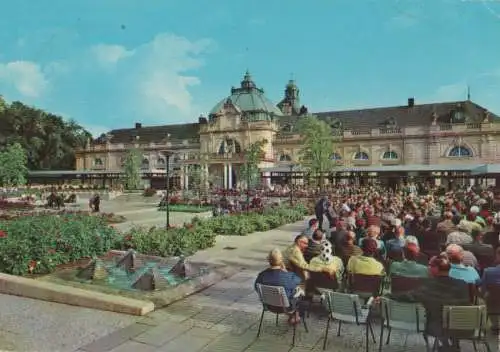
(135, 122, 142, 129)
(408, 98, 415, 107)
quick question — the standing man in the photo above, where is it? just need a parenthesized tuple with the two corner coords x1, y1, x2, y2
(315, 196, 332, 230)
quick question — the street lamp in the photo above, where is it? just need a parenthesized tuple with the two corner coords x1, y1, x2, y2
(246, 159, 251, 213)
(164, 150, 174, 229)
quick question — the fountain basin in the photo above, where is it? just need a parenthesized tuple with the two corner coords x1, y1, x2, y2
(35, 250, 237, 309)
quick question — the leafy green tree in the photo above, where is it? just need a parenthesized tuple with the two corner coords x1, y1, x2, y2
(240, 139, 267, 189)
(0, 142, 28, 186)
(297, 115, 336, 189)
(0, 99, 92, 170)
(123, 148, 142, 190)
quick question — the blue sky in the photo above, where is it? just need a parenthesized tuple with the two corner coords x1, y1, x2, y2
(1, 0, 499, 136)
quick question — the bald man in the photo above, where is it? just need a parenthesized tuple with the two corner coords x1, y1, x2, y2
(255, 249, 301, 301)
(254, 248, 303, 324)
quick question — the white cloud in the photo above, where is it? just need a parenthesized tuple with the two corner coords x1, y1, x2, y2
(92, 33, 213, 121)
(0, 60, 49, 98)
(90, 44, 134, 66)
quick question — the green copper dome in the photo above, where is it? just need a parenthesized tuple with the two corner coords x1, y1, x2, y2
(209, 71, 283, 121)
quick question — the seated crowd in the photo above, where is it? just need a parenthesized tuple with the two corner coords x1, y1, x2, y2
(254, 185, 500, 350)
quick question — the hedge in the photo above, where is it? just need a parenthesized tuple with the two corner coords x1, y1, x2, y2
(114, 204, 308, 257)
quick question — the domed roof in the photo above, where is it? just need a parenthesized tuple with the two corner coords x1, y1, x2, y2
(209, 71, 283, 120)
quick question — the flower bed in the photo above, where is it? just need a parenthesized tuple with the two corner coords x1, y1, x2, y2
(158, 204, 212, 213)
(0, 199, 36, 210)
(0, 210, 127, 224)
(0, 214, 120, 276)
(114, 204, 308, 257)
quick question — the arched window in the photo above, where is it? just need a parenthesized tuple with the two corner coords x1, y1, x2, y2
(141, 158, 150, 169)
(94, 158, 103, 166)
(218, 139, 241, 155)
(156, 158, 165, 168)
(279, 154, 292, 161)
(382, 151, 398, 160)
(448, 146, 472, 157)
(330, 152, 342, 160)
(353, 151, 369, 160)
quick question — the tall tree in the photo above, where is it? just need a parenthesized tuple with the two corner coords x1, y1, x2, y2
(123, 148, 142, 190)
(297, 115, 336, 188)
(0, 99, 92, 170)
(240, 139, 267, 188)
(0, 142, 28, 186)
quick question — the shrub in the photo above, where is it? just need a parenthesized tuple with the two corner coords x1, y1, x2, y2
(116, 225, 217, 257)
(0, 214, 120, 276)
(115, 204, 308, 256)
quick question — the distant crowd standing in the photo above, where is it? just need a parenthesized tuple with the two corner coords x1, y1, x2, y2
(255, 183, 500, 351)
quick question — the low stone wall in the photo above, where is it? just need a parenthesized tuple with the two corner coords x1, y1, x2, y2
(0, 273, 154, 316)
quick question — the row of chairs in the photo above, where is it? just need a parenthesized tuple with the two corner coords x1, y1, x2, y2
(320, 289, 492, 352)
(256, 283, 493, 351)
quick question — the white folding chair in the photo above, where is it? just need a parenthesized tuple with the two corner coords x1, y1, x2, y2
(256, 283, 308, 346)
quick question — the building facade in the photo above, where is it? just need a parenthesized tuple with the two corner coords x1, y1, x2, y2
(75, 71, 500, 189)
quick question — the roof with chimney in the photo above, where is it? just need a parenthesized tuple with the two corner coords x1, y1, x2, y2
(278, 99, 498, 134)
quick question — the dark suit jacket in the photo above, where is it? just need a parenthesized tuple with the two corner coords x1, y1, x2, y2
(387, 276, 470, 336)
(304, 240, 322, 263)
(462, 243, 494, 268)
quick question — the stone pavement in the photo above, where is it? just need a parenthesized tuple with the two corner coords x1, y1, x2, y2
(75, 220, 499, 352)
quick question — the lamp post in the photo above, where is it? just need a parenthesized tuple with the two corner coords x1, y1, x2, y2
(246, 160, 251, 213)
(164, 151, 173, 229)
(289, 163, 294, 205)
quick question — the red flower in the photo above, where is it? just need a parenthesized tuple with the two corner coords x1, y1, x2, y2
(28, 260, 37, 273)
(124, 235, 132, 241)
(0, 230, 6, 238)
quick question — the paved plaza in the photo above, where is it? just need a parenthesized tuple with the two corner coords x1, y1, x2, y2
(0, 196, 498, 351)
